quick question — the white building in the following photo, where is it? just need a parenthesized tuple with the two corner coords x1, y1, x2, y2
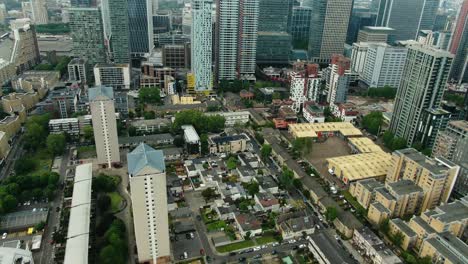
(350, 42, 370, 75)
(205, 111, 250, 126)
(325, 55, 351, 105)
(89, 86, 120, 167)
(303, 102, 325, 123)
(49, 118, 80, 136)
(127, 143, 170, 264)
(289, 68, 321, 113)
(68, 58, 87, 84)
(182, 3, 192, 35)
(94, 63, 131, 90)
(362, 43, 407, 88)
(30, 0, 48, 24)
(0, 246, 34, 264)
(191, 0, 213, 92)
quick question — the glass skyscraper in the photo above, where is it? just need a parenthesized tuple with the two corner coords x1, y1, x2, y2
(128, 0, 154, 56)
(108, 0, 130, 63)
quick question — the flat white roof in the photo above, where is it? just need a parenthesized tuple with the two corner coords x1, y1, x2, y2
(64, 163, 92, 264)
(49, 118, 79, 124)
(182, 125, 200, 143)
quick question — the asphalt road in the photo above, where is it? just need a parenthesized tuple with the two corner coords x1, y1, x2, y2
(0, 135, 24, 180)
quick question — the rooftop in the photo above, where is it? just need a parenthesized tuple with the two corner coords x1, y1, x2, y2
(424, 232, 468, 264)
(118, 134, 174, 145)
(0, 209, 48, 231)
(235, 213, 262, 231)
(387, 180, 423, 196)
(289, 122, 363, 138)
(127, 143, 165, 176)
(64, 163, 93, 264)
(390, 219, 417, 237)
(370, 202, 392, 214)
(210, 134, 248, 144)
(327, 152, 393, 182)
(49, 118, 79, 125)
(396, 148, 451, 175)
(357, 178, 384, 192)
(0, 247, 34, 264)
(308, 231, 356, 264)
(182, 125, 200, 143)
(423, 199, 468, 224)
(88, 86, 114, 101)
(348, 137, 384, 153)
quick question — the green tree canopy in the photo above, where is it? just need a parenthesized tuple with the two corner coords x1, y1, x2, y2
(244, 180, 259, 197)
(47, 133, 66, 155)
(226, 156, 238, 170)
(325, 206, 338, 221)
(139, 87, 161, 105)
(260, 144, 272, 160)
(172, 110, 225, 134)
(362, 111, 383, 135)
(83, 125, 94, 142)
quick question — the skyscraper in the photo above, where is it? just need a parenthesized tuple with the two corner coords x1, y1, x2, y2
(256, 0, 290, 65)
(376, 0, 440, 41)
(104, 0, 131, 63)
(306, 0, 353, 63)
(69, 8, 107, 68)
(127, 143, 170, 264)
(216, 0, 259, 79)
(390, 43, 453, 146)
(449, 0, 468, 83)
(30, 0, 48, 24)
(128, 0, 154, 56)
(290, 6, 312, 43)
(88, 86, 120, 167)
(191, 0, 213, 91)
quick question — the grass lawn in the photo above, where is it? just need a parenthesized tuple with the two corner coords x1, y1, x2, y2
(107, 192, 123, 212)
(216, 240, 255, 253)
(206, 220, 227, 232)
(255, 235, 279, 245)
(77, 146, 96, 159)
(25, 149, 53, 176)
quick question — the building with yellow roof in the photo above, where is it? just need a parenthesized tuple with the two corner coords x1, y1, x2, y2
(327, 151, 393, 184)
(288, 122, 362, 139)
(348, 137, 384, 153)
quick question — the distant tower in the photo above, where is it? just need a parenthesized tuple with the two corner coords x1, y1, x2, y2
(306, 0, 353, 63)
(69, 7, 107, 68)
(449, 0, 468, 83)
(390, 43, 453, 146)
(88, 86, 120, 168)
(128, 0, 154, 56)
(30, 0, 48, 24)
(102, 0, 131, 63)
(191, 0, 213, 92)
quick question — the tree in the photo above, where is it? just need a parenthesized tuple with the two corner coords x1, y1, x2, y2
(226, 156, 238, 170)
(200, 134, 209, 155)
(245, 231, 252, 240)
(83, 125, 94, 142)
(173, 135, 184, 147)
(172, 110, 225, 134)
(93, 175, 118, 192)
(260, 144, 272, 160)
(244, 181, 259, 197)
(99, 245, 124, 264)
(254, 132, 264, 144)
(2, 195, 17, 212)
(292, 138, 313, 156)
(128, 126, 137, 136)
(392, 231, 405, 247)
(47, 133, 66, 155)
(325, 206, 338, 221)
(379, 217, 390, 234)
(35, 221, 46, 231)
(302, 189, 310, 199)
(139, 87, 161, 105)
(201, 188, 216, 203)
(293, 178, 303, 190)
(391, 137, 407, 151)
(362, 112, 383, 135)
(14, 158, 37, 175)
(382, 131, 394, 147)
(143, 111, 156, 120)
(279, 167, 294, 190)
(98, 194, 111, 211)
(24, 123, 47, 150)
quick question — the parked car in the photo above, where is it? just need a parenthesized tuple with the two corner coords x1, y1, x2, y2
(2, 233, 7, 239)
(253, 246, 261, 251)
(288, 239, 296, 244)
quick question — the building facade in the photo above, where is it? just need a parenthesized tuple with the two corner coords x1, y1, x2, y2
(106, 0, 131, 63)
(256, 32, 291, 65)
(325, 55, 351, 104)
(306, 0, 353, 63)
(390, 43, 453, 146)
(88, 86, 120, 167)
(191, 0, 213, 92)
(93, 64, 131, 90)
(449, 0, 468, 83)
(290, 6, 312, 43)
(10, 20, 40, 73)
(162, 44, 190, 69)
(127, 143, 170, 264)
(30, 0, 48, 24)
(361, 42, 407, 88)
(67, 58, 87, 83)
(69, 8, 107, 69)
(128, 0, 154, 56)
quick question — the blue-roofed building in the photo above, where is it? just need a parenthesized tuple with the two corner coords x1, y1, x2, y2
(127, 143, 171, 263)
(88, 85, 114, 101)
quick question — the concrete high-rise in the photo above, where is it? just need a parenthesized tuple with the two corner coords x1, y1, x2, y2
(69, 8, 107, 68)
(191, 0, 213, 91)
(216, 0, 261, 78)
(127, 143, 170, 264)
(449, 0, 468, 83)
(325, 55, 351, 104)
(128, 0, 154, 56)
(306, 0, 353, 63)
(376, 0, 440, 41)
(390, 42, 453, 146)
(258, 0, 289, 32)
(30, 0, 48, 25)
(102, 0, 131, 63)
(9, 19, 41, 73)
(88, 86, 120, 168)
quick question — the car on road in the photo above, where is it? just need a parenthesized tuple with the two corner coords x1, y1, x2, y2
(238, 257, 246, 262)
(253, 254, 262, 259)
(288, 239, 296, 244)
(271, 242, 280, 247)
(196, 215, 202, 221)
(271, 250, 277, 255)
(335, 235, 340, 240)
(229, 252, 236, 256)
(299, 244, 306, 249)
(253, 246, 261, 251)
(1, 233, 7, 239)
(260, 244, 267, 249)
(292, 245, 299, 250)
(242, 248, 254, 254)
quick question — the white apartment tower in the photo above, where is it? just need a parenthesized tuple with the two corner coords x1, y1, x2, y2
(30, 0, 48, 24)
(326, 55, 351, 104)
(88, 86, 120, 168)
(191, 0, 213, 92)
(289, 64, 321, 113)
(216, 0, 259, 81)
(127, 143, 170, 264)
(362, 43, 407, 88)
